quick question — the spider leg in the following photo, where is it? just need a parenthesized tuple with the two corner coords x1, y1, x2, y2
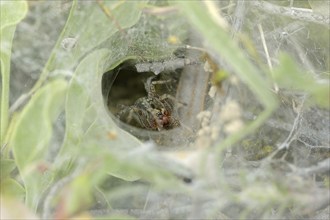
(126, 107, 137, 124)
(151, 78, 173, 86)
(159, 94, 177, 112)
(134, 109, 151, 129)
(117, 106, 135, 124)
(132, 107, 159, 130)
(144, 76, 173, 98)
(144, 76, 157, 97)
(116, 106, 129, 120)
(169, 116, 180, 128)
(160, 93, 187, 111)
(142, 108, 161, 130)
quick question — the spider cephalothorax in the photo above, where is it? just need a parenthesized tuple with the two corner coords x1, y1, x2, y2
(117, 76, 180, 131)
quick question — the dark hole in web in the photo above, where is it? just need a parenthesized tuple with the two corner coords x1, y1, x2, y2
(102, 59, 182, 132)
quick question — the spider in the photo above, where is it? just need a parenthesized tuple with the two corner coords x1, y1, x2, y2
(117, 76, 180, 131)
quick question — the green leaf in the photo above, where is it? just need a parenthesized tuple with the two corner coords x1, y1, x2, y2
(0, 159, 16, 180)
(0, 195, 39, 219)
(10, 79, 67, 210)
(1, 178, 25, 199)
(55, 173, 94, 218)
(0, 159, 24, 199)
(0, 1, 28, 30)
(31, 0, 148, 93)
(57, 49, 141, 181)
(274, 53, 330, 108)
(0, 0, 28, 145)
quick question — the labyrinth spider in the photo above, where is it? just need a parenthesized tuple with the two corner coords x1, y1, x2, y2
(117, 75, 180, 131)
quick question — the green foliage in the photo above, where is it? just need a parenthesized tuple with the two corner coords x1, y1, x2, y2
(0, 0, 29, 212)
(58, 49, 142, 181)
(0, 159, 15, 180)
(174, 2, 277, 108)
(174, 1, 278, 151)
(1, 0, 329, 219)
(1, 178, 25, 198)
(0, 0, 28, 145)
(0, 1, 28, 29)
(10, 79, 67, 210)
(2, 0, 182, 216)
(274, 53, 330, 108)
(0, 159, 25, 199)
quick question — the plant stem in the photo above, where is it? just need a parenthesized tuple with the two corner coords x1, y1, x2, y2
(1, 65, 10, 146)
(0, 26, 16, 146)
